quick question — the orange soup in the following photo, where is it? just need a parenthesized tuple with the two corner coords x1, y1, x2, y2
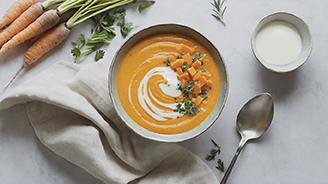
(117, 33, 221, 134)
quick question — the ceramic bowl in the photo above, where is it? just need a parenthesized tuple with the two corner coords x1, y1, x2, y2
(251, 12, 313, 73)
(108, 24, 229, 142)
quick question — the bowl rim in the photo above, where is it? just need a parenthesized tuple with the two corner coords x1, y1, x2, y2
(251, 11, 313, 73)
(108, 23, 229, 142)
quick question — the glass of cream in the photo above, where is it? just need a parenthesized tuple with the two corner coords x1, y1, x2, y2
(251, 12, 313, 73)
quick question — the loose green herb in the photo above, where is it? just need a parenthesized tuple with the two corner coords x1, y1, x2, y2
(211, 0, 227, 26)
(206, 139, 225, 172)
(71, 8, 134, 63)
(117, 10, 133, 37)
(95, 50, 105, 61)
(71, 9, 130, 63)
(138, 1, 155, 13)
(216, 159, 225, 172)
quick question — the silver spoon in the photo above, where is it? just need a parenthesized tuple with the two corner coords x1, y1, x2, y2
(220, 93, 274, 184)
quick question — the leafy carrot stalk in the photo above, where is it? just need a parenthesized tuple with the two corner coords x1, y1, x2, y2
(0, 0, 67, 48)
(25, 23, 71, 64)
(0, 0, 39, 30)
(0, 2, 44, 47)
(2, 23, 70, 90)
(0, 10, 60, 55)
(0, 0, 85, 55)
(2, 0, 137, 89)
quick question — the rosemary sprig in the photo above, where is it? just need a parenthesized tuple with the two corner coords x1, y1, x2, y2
(211, 0, 227, 26)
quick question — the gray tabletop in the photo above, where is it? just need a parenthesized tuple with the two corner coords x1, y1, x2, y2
(0, 0, 326, 183)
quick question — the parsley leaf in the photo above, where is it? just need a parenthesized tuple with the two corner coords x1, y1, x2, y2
(95, 50, 105, 61)
(71, 8, 133, 63)
(138, 2, 151, 13)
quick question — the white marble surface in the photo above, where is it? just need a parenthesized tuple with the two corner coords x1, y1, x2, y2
(0, 0, 327, 183)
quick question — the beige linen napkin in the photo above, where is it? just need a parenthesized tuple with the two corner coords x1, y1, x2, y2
(0, 60, 219, 184)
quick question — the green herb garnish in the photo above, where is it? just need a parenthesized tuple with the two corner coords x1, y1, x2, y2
(71, 9, 128, 63)
(181, 62, 190, 70)
(138, 1, 154, 13)
(206, 139, 225, 172)
(192, 52, 201, 62)
(216, 159, 225, 172)
(211, 0, 227, 26)
(174, 98, 200, 115)
(164, 58, 171, 66)
(117, 9, 133, 37)
(200, 88, 208, 98)
(178, 81, 194, 97)
(95, 50, 105, 61)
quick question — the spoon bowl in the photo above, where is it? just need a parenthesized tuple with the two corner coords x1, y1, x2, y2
(221, 93, 274, 184)
(237, 93, 274, 139)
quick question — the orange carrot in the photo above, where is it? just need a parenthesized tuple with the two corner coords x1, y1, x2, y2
(0, 9, 60, 55)
(0, 0, 39, 30)
(25, 23, 70, 64)
(2, 23, 70, 89)
(0, 2, 44, 47)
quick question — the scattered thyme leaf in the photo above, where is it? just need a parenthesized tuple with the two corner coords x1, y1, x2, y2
(206, 139, 225, 172)
(211, 0, 227, 26)
(216, 159, 225, 172)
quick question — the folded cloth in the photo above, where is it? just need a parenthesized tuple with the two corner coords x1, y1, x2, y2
(0, 61, 219, 184)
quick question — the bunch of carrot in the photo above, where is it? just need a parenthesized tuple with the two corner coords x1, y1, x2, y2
(0, 0, 140, 89)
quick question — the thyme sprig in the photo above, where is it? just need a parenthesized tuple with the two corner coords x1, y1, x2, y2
(211, 0, 227, 26)
(206, 139, 225, 172)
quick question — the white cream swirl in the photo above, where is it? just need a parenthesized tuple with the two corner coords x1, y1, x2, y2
(136, 67, 181, 121)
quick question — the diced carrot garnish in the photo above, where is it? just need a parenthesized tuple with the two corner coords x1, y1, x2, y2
(194, 96, 204, 108)
(199, 76, 208, 87)
(192, 71, 203, 81)
(205, 79, 212, 88)
(176, 67, 183, 75)
(187, 67, 197, 77)
(203, 71, 211, 79)
(177, 71, 189, 80)
(182, 53, 193, 66)
(181, 79, 188, 88)
(177, 44, 195, 54)
(192, 59, 202, 69)
(193, 82, 201, 94)
(170, 59, 185, 70)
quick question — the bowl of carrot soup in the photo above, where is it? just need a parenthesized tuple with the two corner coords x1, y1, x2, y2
(109, 24, 228, 142)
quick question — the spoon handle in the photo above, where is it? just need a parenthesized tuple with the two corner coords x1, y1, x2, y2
(220, 137, 248, 184)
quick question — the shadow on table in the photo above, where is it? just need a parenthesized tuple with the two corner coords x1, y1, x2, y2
(255, 60, 299, 102)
